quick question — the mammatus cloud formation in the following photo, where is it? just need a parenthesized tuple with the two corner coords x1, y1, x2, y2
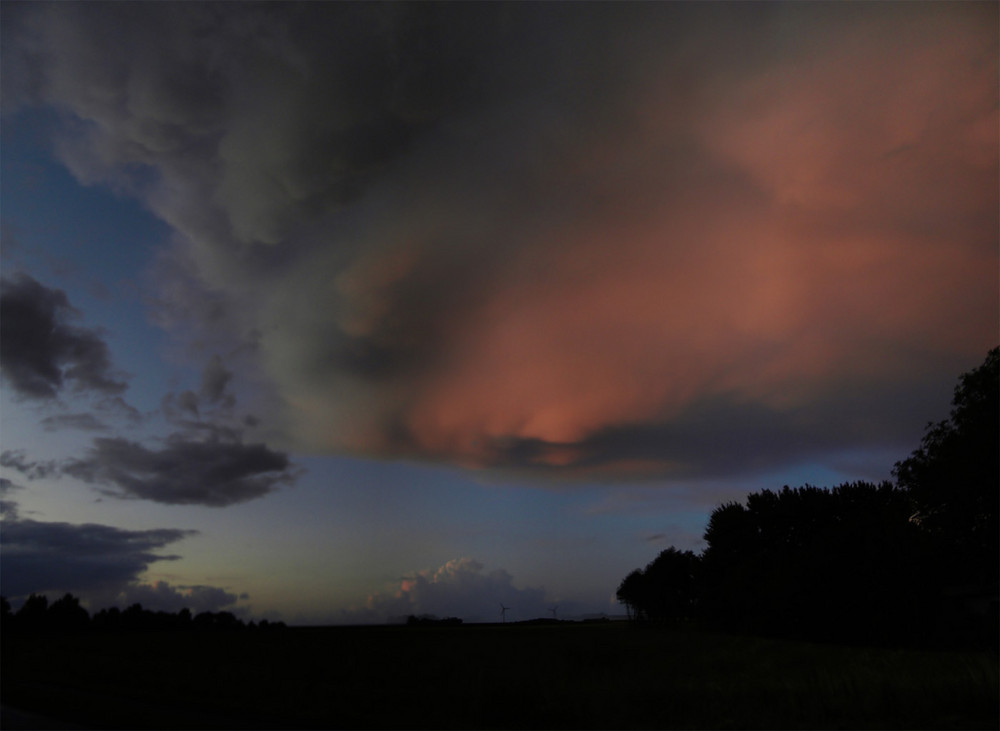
(63, 433, 299, 507)
(0, 273, 127, 399)
(5, 3, 997, 478)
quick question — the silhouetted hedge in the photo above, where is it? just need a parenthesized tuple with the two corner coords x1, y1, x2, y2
(1, 593, 286, 635)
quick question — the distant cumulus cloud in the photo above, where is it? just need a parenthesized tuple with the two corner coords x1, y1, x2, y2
(62, 433, 299, 506)
(359, 558, 549, 624)
(4, 3, 996, 480)
(0, 273, 128, 400)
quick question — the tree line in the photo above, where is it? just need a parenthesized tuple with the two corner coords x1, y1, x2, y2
(1, 593, 286, 634)
(617, 348, 998, 648)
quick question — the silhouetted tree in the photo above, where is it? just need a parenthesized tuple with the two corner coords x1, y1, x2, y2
(616, 569, 647, 622)
(642, 548, 701, 623)
(48, 593, 90, 631)
(15, 594, 49, 631)
(616, 548, 701, 624)
(894, 347, 999, 587)
(699, 482, 931, 643)
(92, 606, 122, 631)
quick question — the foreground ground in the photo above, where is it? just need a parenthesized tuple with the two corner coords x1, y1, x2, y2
(2, 622, 997, 729)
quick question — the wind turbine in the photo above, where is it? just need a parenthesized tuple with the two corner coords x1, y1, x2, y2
(499, 602, 511, 624)
(549, 605, 558, 620)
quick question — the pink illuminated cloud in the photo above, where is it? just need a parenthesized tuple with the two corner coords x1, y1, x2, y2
(8, 2, 996, 479)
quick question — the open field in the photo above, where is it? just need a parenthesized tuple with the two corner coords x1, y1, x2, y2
(2, 623, 997, 729)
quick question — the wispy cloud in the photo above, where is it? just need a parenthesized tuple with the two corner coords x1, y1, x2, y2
(0, 449, 58, 480)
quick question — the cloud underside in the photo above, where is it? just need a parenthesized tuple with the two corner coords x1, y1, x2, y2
(0, 517, 239, 612)
(63, 435, 297, 506)
(0, 518, 190, 597)
(5, 3, 997, 478)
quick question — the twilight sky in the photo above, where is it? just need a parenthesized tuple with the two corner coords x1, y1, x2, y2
(1, 1, 996, 624)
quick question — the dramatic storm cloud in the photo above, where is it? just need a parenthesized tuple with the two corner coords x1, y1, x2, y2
(5, 2, 996, 479)
(0, 273, 127, 399)
(0, 517, 193, 599)
(63, 433, 299, 507)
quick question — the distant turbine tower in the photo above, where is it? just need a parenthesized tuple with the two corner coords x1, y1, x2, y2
(499, 602, 510, 624)
(549, 605, 558, 620)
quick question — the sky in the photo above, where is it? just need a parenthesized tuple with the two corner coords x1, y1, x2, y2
(1, 2, 996, 625)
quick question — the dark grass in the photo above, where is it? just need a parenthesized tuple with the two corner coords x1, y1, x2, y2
(2, 623, 997, 729)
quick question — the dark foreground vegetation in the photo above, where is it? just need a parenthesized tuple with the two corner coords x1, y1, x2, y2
(2, 622, 997, 730)
(1, 592, 287, 635)
(619, 348, 998, 651)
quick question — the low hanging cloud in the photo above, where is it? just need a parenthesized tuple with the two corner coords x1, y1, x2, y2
(4, 3, 997, 480)
(0, 509, 241, 612)
(62, 432, 299, 507)
(0, 516, 194, 599)
(357, 558, 550, 624)
(112, 580, 240, 615)
(0, 273, 128, 400)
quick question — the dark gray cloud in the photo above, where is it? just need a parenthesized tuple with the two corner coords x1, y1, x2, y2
(0, 477, 23, 520)
(0, 273, 127, 399)
(201, 354, 233, 404)
(94, 395, 143, 425)
(40, 412, 110, 432)
(0, 449, 57, 480)
(175, 390, 200, 417)
(468, 379, 949, 481)
(63, 433, 299, 506)
(158, 356, 235, 423)
(0, 517, 193, 599)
